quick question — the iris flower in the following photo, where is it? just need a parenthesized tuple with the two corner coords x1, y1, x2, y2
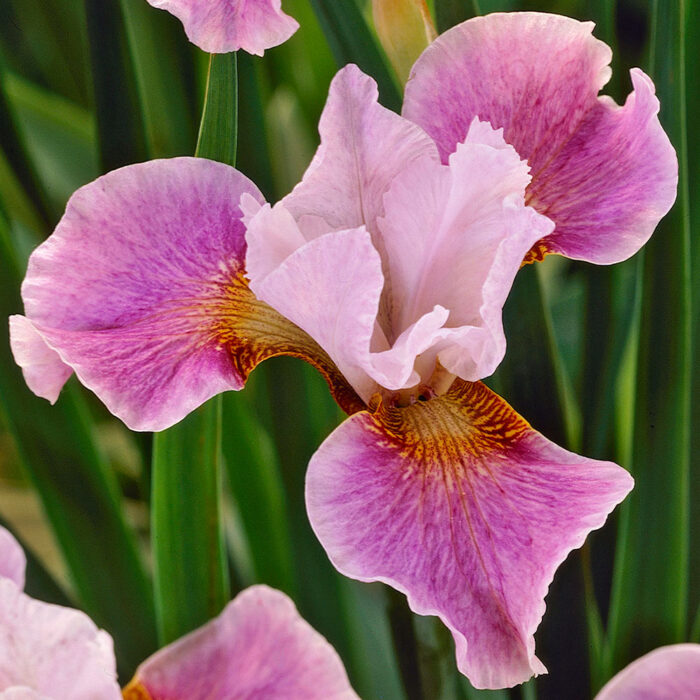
(595, 645, 700, 699)
(145, 0, 299, 55)
(8, 12, 675, 690)
(0, 526, 357, 699)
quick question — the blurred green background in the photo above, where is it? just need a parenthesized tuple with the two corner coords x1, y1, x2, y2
(0, 0, 696, 698)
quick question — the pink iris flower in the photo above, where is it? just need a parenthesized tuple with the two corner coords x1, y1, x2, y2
(0, 526, 357, 699)
(145, 0, 299, 55)
(8, 12, 675, 690)
(595, 645, 700, 699)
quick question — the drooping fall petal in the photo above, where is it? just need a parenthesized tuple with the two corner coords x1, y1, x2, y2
(0, 580, 121, 699)
(306, 380, 633, 689)
(10, 158, 362, 431)
(595, 645, 700, 700)
(0, 527, 25, 590)
(403, 12, 677, 264)
(123, 585, 358, 700)
(145, 0, 299, 55)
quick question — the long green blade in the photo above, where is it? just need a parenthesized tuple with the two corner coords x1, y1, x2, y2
(0, 67, 53, 227)
(84, 0, 148, 171)
(221, 392, 296, 595)
(0, 209, 157, 675)
(196, 53, 238, 166)
(435, 0, 478, 33)
(151, 400, 230, 644)
(307, 0, 401, 111)
(607, 0, 691, 671)
(151, 52, 237, 645)
(687, 0, 700, 641)
(119, 0, 198, 158)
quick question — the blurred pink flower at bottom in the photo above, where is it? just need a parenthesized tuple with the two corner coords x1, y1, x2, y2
(595, 645, 700, 700)
(0, 526, 357, 700)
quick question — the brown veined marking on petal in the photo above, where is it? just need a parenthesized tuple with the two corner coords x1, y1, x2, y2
(122, 679, 152, 700)
(204, 270, 365, 416)
(520, 189, 555, 267)
(369, 380, 533, 644)
(521, 238, 553, 267)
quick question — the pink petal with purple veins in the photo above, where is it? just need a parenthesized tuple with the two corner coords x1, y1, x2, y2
(403, 12, 677, 264)
(10, 158, 267, 431)
(306, 380, 633, 689)
(0, 527, 25, 589)
(527, 68, 677, 263)
(146, 0, 299, 55)
(595, 644, 700, 700)
(123, 585, 358, 700)
(282, 64, 440, 251)
(0, 579, 121, 699)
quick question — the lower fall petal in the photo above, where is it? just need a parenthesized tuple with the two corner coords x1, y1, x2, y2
(122, 585, 358, 700)
(306, 380, 633, 689)
(11, 158, 362, 431)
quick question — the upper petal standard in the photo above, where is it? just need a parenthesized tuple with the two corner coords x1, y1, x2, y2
(306, 380, 633, 689)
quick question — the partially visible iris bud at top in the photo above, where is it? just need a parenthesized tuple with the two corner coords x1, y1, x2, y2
(372, 0, 436, 84)
(0, 525, 358, 700)
(145, 0, 299, 55)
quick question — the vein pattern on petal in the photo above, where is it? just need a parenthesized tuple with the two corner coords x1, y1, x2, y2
(307, 380, 633, 688)
(403, 12, 677, 264)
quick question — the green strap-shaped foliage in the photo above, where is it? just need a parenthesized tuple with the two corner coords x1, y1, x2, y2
(150, 52, 238, 645)
(435, 0, 479, 33)
(119, 0, 199, 159)
(607, 0, 691, 674)
(307, 0, 401, 111)
(84, 0, 148, 171)
(687, 0, 700, 642)
(151, 399, 230, 644)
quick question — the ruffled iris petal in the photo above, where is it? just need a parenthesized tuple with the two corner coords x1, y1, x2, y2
(146, 0, 299, 55)
(307, 380, 633, 689)
(0, 580, 120, 699)
(0, 527, 26, 589)
(10, 158, 362, 430)
(403, 12, 677, 264)
(123, 585, 358, 700)
(283, 64, 440, 250)
(595, 644, 700, 699)
(527, 68, 677, 263)
(378, 120, 553, 381)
